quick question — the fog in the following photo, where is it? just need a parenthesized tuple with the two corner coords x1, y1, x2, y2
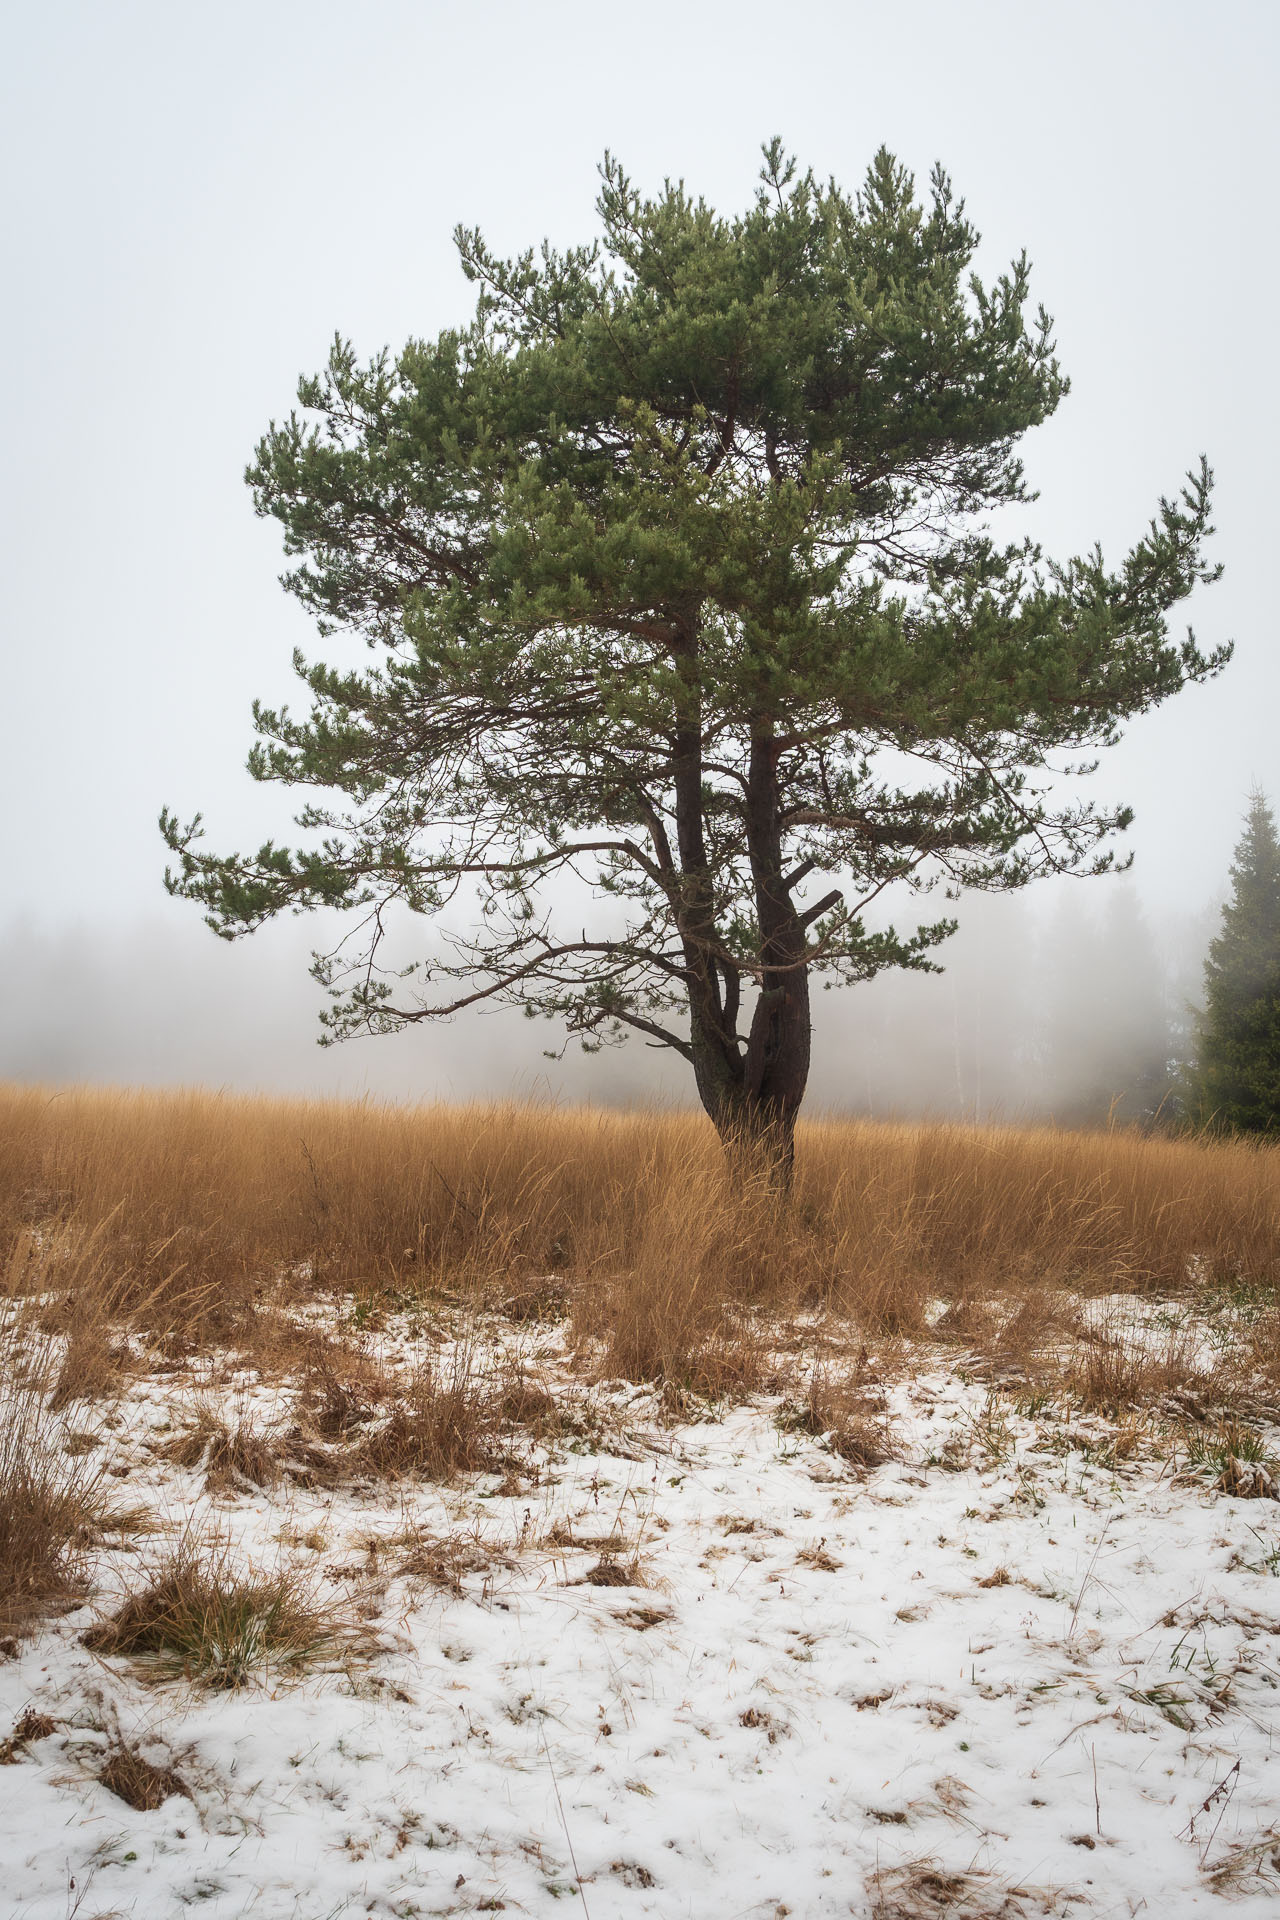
(0, 879, 1216, 1126)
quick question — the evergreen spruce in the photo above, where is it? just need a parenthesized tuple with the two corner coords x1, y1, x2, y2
(161, 144, 1228, 1175)
(1194, 791, 1280, 1134)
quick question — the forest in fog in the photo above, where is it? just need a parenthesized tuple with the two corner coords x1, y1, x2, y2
(0, 881, 1211, 1126)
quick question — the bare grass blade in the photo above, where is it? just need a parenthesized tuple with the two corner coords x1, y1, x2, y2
(0, 1385, 112, 1639)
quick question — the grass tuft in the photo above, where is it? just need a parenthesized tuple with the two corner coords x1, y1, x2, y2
(0, 1706, 58, 1764)
(83, 1535, 342, 1688)
(352, 1353, 501, 1481)
(159, 1406, 281, 1494)
(1185, 1418, 1278, 1499)
(779, 1365, 898, 1468)
(868, 1861, 1032, 1918)
(48, 1320, 132, 1410)
(0, 1389, 108, 1638)
(581, 1553, 647, 1588)
(296, 1334, 386, 1439)
(97, 1739, 191, 1809)
(397, 1527, 506, 1596)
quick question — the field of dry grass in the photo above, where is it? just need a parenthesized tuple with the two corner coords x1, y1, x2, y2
(2, 1079, 1277, 1648)
(4, 1080, 1278, 1328)
(2, 1080, 1277, 1429)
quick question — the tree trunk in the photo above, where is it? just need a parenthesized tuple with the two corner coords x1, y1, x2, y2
(734, 726, 812, 1186)
(686, 728, 812, 1189)
(670, 613, 752, 1139)
(714, 1085, 801, 1190)
(669, 621, 811, 1188)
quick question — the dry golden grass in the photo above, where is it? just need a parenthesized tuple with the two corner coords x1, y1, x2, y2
(1248, 1305, 1280, 1389)
(778, 1361, 898, 1467)
(0, 1707, 57, 1764)
(48, 1318, 132, 1410)
(5, 1083, 1277, 1304)
(1066, 1330, 1202, 1418)
(158, 1405, 283, 1494)
(350, 1352, 503, 1481)
(868, 1861, 1033, 1920)
(97, 1738, 191, 1809)
(0, 1388, 112, 1639)
(2, 1081, 1277, 1401)
(572, 1182, 767, 1397)
(580, 1550, 649, 1587)
(295, 1332, 388, 1438)
(1, 1081, 1276, 1652)
(395, 1525, 509, 1596)
(83, 1532, 343, 1688)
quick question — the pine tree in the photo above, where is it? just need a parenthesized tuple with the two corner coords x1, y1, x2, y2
(1194, 791, 1280, 1134)
(161, 143, 1227, 1177)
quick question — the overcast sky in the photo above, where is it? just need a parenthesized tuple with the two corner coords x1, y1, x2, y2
(2, 0, 1276, 1104)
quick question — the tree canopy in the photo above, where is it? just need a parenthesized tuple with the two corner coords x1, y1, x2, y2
(162, 142, 1227, 1168)
(1193, 791, 1280, 1135)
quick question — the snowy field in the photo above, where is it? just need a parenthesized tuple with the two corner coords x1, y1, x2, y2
(3, 1308, 1279, 1920)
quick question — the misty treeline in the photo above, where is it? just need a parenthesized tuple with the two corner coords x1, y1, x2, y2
(0, 880, 1212, 1127)
(819, 881, 1210, 1129)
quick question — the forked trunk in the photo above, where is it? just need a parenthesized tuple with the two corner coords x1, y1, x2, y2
(688, 930, 812, 1193)
(671, 626, 812, 1190)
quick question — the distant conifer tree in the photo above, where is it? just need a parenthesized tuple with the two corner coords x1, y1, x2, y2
(1193, 791, 1280, 1134)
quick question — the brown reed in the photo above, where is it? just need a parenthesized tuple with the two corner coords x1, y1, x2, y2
(1, 1084, 1276, 1350)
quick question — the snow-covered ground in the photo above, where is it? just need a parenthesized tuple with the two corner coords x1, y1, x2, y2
(3, 1315, 1279, 1919)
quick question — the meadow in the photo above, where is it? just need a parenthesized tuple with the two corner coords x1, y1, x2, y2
(2, 1083, 1279, 1917)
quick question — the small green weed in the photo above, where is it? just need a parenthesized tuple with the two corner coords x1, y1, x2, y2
(1125, 1681, 1197, 1730)
(1238, 1525, 1280, 1576)
(1203, 1279, 1276, 1326)
(1184, 1419, 1278, 1499)
(967, 1390, 1016, 1466)
(1013, 1386, 1056, 1419)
